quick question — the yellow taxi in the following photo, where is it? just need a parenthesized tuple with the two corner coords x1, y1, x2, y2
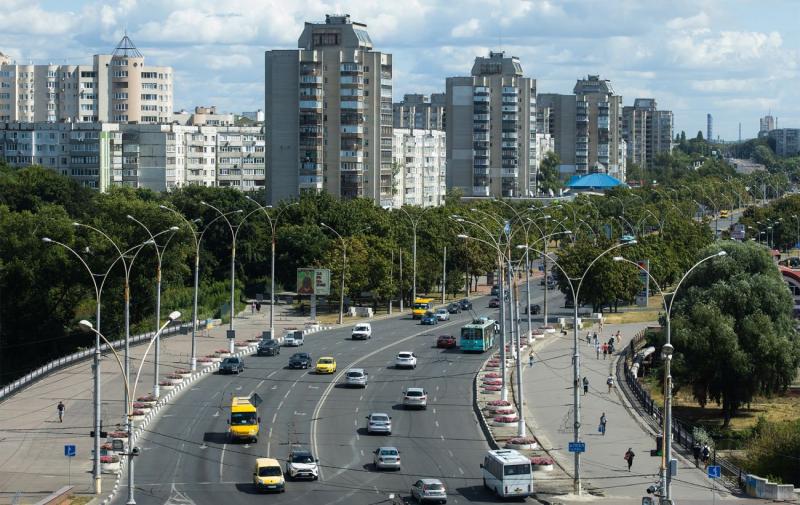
(316, 357, 337, 374)
(253, 458, 285, 492)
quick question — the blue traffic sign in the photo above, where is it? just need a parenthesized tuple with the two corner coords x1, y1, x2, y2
(64, 444, 76, 457)
(568, 442, 586, 453)
(707, 465, 721, 479)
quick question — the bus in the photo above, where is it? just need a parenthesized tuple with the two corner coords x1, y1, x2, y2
(481, 449, 534, 498)
(460, 318, 495, 352)
(720, 209, 730, 219)
(412, 298, 434, 319)
(229, 395, 260, 443)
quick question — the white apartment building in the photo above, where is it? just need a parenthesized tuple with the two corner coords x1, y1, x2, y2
(392, 128, 446, 207)
(0, 36, 172, 124)
(173, 106, 235, 126)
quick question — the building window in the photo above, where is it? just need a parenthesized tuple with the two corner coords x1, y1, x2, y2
(312, 32, 340, 46)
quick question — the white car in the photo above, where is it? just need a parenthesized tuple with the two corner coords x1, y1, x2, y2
(434, 308, 450, 321)
(395, 351, 417, 369)
(352, 323, 372, 340)
(344, 368, 368, 387)
(403, 387, 428, 409)
(285, 447, 319, 480)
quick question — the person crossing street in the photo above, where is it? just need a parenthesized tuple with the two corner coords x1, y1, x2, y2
(57, 401, 65, 423)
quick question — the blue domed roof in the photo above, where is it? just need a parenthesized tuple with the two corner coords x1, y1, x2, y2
(565, 173, 626, 189)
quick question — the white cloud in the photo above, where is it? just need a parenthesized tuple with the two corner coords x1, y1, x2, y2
(207, 54, 252, 70)
(666, 12, 709, 32)
(451, 19, 480, 38)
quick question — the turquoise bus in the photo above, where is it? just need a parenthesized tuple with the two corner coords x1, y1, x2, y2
(460, 318, 496, 352)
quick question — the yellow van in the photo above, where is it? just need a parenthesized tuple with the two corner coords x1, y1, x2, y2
(412, 298, 434, 319)
(253, 458, 285, 492)
(720, 210, 730, 219)
(229, 396, 259, 442)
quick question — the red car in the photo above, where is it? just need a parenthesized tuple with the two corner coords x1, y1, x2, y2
(489, 298, 500, 308)
(436, 335, 457, 349)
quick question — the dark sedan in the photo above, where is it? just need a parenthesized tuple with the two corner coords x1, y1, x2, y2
(488, 297, 500, 308)
(288, 352, 312, 369)
(420, 311, 438, 325)
(436, 335, 457, 348)
(219, 357, 244, 374)
(524, 304, 541, 315)
(447, 302, 462, 314)
(257, 339, 281, 356)
(459, 298, 473, 310)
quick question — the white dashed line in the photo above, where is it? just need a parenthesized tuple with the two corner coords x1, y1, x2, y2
(360, 449, 364, 456)
(277, 400, 283, 410)
(435, 386, 439, 391)
(432, 408, 436, 414)
(271, 413, 277, 424)
(435, 420, 439, 428)
(267, 371, 277, 378)
(440, 435, 445, 440)
(355, 407, 359, 413)
(458, 467, 464, 475)
(448, 450, 454, 457)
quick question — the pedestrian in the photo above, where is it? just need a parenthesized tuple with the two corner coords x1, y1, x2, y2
(582, 376, 589, 395)
(595, 342, 600, 359)
(586, 332, 591, 346)
(609, 342, 615, 355)
(606, 374, 614, 393)
(592, 333, 598, 346)
(529, 354, 534, 367)
(615, 330, 621, 345)
(624, 447, 635, 471)
(255, 302, 261, 312)
(602, 343, 608, 359)
(599, 412, 607, 436)
(701, 443, 711, 468)
(692, 442, 702, 468)
(250, 301, 255, 314)
(599, 319, 604, 332)
(57, 401, 65, 423)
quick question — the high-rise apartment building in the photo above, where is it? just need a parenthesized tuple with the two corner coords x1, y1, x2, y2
(707, 113, 713, 141)
(537, 93, 576, 171)
(621, 98, 673, 169)
(393, 93, 446, 130)
(573, 75, 623, 179)
(768, 128, 800, 157)
(759, 115, 776, 137)
(392, 128, 446, 207)
(265, 14, 393, 206)
(0, 36, 172, 124)
(446, 51, 536, 198)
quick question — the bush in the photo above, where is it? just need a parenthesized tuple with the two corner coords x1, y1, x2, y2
(743, 418, 800, 486)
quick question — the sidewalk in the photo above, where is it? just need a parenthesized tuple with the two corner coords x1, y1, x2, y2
(0, 304, 315, 504)
(523, 320, 741, 504)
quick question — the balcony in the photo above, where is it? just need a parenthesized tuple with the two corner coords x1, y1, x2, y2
(299, 100, 322, 110)
(340, 125, 364, 134)
(341, 100, 365, 110)
(473, 132, 490, 142)
(340, 150, 364, 161)
(472, 186, 490, 197)
(299, 76, 323, 84)
(502, 132, 518, 139)
(473, 95, 490, 103)
(473, 114, 490, 122)
(501, 169, 518, 178)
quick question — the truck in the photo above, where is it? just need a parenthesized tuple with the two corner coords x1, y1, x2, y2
(229, 395, 261, 442)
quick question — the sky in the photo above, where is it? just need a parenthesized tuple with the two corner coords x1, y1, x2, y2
(1, 0, 798, 140)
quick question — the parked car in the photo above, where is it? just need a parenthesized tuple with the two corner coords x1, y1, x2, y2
(256, 339, 280, 356)
(447, 303, 461, 314)
(402, 387, 428, 409)
(524, 304, 541, 315)
(395, 351, 417, 369)
(285, 447, 319, 480)
(352, 323, 372, 340)
(421, 311, 438, 325)
(366, 412, 392, 435)
(373, 446, 401, 470)
(488, 298, 500, 308)
(315, 357, 337, 374)
(344, 368, 368, 387)
(219, 357, 244, 374)
(410, 478, 447, 503)
(436, 335, 457, 349)
(284, 331, 304, 346)
(288, 352, 312, 369)
(458, 299, 473, 311)
(434, 308, 450, 321)
(490, 285, 500, 296)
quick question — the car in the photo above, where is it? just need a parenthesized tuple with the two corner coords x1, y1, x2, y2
(546, 280, 557, 290)
(253, 458, 286, 492)
(524, 304, 541, 315)
(344, 368, 368, 387)
(434, 308, 450, 321)
(395, 351, 417, 369)
(256, 339, 280, 356)
(447, 303, 461, 314)
(285, 447, 319, 480)
(315, 356, 337, 374)
(540, 274, 554, 286)
(620, 234, 636, 243)
(288, 352, 312, 369)
(366, 412, 392, 435)
(352, 323, 372, 340)
(283, 331, 304, 346)
(219, 357, 244, 374)
(410, 478, 447, 503)
(488, 298, 500, 308)
(490, 285, 500, 296)
(421, 311, 438, 325)
(458, 299, 473, 311)
(373, 446, 401, 470)
(436, 335, 457, 349)
(403, 387, 428, 409)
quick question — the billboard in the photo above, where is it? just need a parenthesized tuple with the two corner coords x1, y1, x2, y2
(297, 268, 331, 296)
(635, 259, 650, 307)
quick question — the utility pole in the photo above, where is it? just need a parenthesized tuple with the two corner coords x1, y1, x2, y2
(442, 246, 446, 305)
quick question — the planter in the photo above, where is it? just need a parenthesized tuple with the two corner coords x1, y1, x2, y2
(531, 456, 554, 472)
(485, 362, 500, 369)
(492, 414, 520, 427)
(486, 400, 512, 408)
(132, 402, 152, 411)
(246, 338, 261, 343)
(204, 355, 222, 362)
(165, 374, 184, 384)
(101, 456, 121, 473)
(234, 341, 250, 348)
(159, 381, 175, 391)
(542, 326, 556, 334)
(107, 430, 127, 440)
(174, 368, 192, 378)
(482, 378, 503, 385)
(482, 385, 502, 392)
(136, 394, 157, 406)
(483, 372, 502, 379)
(506, 437, 539, 450)
(215, 349, 231, 358)
(493, 407, 517, 416)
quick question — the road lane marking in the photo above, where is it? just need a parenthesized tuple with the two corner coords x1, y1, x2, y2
(360, 449, 364, 456)
(212, 410, 219, 417)
(211, 392, 220, 398)
(355, 407, 359, 413)
(448, 450, 454, 457)
(359, 395, 363, 401)
(435, 420, 439, 428)
(277, 400, 283, 410)
(309, 385, 319, 389)
(267, 440, 270, 456)
(294, 411, 306, 416)
(219, 443, 226, 481)
(441, 435, 445, 440)
(267, 371, 277, 378)
(271, 413, 277, 424)
(268, 428, 272, 438)
(432, 408, 436, 414)
(458, 467, 464, 475)
(271, 385, 278, 390)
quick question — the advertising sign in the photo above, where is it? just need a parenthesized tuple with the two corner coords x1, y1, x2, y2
(313, 269, 331, 296)
(297, 268, 331, 296)
(635, 259, 650, 307)
(297, 268, 315, 295)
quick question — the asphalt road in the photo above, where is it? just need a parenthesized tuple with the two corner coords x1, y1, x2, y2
(112, 287, 559, 505)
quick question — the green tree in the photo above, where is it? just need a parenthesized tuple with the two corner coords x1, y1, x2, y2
(538, 152, 562, 195)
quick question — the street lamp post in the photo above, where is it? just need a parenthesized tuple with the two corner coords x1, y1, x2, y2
(320, 223, 370, 324)
(397, 206, 430, 309)
(79, 311, 181, 505)
(615, 251, 726, 502)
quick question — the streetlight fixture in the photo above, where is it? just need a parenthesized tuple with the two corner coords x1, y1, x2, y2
(79, 311, 181, 505)
(615, 250, 727, 503)
(320, 222, 370, 324)
(396, 206, 431, 310)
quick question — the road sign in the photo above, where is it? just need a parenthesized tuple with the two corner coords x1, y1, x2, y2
(64, 444, 76, 457)
(707, 465, 721, 479)
(568, 442, 586, 453)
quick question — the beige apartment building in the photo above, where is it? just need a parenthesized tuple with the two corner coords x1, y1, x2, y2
(621, 98, 673, 170)
(265, 14, 394, 206)
(446, 51, 536, 198)
(393, 93, 446, 130)
(392, 128, 447, 207)
(0, 36, 172, 124)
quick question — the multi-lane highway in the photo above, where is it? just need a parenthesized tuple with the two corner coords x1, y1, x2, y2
(114, 287, 558, 505)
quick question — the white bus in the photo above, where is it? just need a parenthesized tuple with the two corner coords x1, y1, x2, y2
(480, 449, 533, 498)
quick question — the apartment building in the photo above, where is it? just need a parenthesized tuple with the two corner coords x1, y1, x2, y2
(393, 93, 446, 130)
(446, 51, 536, 198)
(621, 98, 673, 170)
(265, 14, 394, 206)
(0, 36, 172, 124)
(0, 122, 265, 191)
(573, 75, 623, 179)
(173, 106, 235, 126)
(392, 128, 446, 207)
(769, 128, 800, 157)
(537, 93, 577, 172)
(759, 115, 776, 138)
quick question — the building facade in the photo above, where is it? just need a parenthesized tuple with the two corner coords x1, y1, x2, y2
(573, 75, 623, 179)
(173, 106, 235, 126)
(621, 98, 673, 170)
(759, 115, 776, 137)
(392, 128, 446, 207)
(393, 93, 445, 130)
(769, 128, 800, 157)
(707, 113, 713, 141)
(0, 36, 172, 124)
(537, 93, 576, 174)
(265, 14, 393, 206)
(446, 51, 536, 198)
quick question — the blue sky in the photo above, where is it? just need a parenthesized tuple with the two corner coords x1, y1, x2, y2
(2, 0, 798, 140)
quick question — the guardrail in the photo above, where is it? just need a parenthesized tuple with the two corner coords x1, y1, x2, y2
(622, 329, 746, 489)
(0, 322, 191, 402)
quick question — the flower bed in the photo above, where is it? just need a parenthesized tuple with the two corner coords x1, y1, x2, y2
(531, 456, 554, 471)
(247, 337, 261, 343)
(485, 362, 500, 369)
(482, 378, 503, 385)
(215, 349, 231, 357)
(483, 372, 501, 379)
(482, 385, 502, 392)
(235, 340, 250, 348)
(131, 409, 146, 422)
(100, 455, 121, 473)
(136, 394, 157, 404)
(506, 436, 539, 450)
(492, 414, 519, 426)
(487, 400, 511, 407)
(175, 368, 192, 377)
(108, 430, 127, 439)
(493, 407, 516, 416)
(159, 380, 175, 390)
(132, 402, 151, 410)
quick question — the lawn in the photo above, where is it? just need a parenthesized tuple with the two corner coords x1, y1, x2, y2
(602, 294, 663, 324)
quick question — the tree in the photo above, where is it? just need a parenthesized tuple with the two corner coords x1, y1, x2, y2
(538, 151, 561, 195)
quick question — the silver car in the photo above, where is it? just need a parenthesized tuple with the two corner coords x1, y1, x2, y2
(435, 308, 450, 321)
(345, 368, 368, 388)
(373, 446, 401, 470)
(403, 387, 428, 409)
(410, 478, 447, 503)
(366, 412, 392, 435)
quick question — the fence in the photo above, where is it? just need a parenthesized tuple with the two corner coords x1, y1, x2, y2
(0, 321, 191, 402)
(622, 329, 747, 489)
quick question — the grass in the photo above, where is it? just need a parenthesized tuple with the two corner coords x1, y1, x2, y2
(602, 294, 664, 324)
(66, 496, 94, 505)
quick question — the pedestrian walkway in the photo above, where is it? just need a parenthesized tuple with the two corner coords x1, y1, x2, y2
(523, 321, 748, 504)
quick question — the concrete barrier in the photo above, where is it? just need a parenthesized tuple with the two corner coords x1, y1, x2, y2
(744, 474, 795, 500)
(32, 486, 73, 505)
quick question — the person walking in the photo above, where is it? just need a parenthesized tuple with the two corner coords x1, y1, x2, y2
(582, 376, 589, 395)
(692, 442, 702, 468)
(599, 412, 607, 436)
(701, 443, 711, 468)
(615, 330, 621, 345)
(602, 343, 608, 359)
(57, 401, 65, 423)
(250, 301, 255, 314)
(592, 333, 598, 346)
(606, 374, 614, 393)
(624, 447, 635, 471)
(595, 342, 600, 359)
(586, 332, 591, 346)
(529, 354, 535, 368)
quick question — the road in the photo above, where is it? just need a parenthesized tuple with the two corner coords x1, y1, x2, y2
(114, 290, 551, 505)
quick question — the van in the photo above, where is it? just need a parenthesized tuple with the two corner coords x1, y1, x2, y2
(284, 330, 304, 346)
(481, 449, 533, 498)
(253, 458, 285, 492)
(412, 298, 434, 319)
(229, 396, 260, 442)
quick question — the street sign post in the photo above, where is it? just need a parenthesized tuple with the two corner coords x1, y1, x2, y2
(64, 444, 76, 485)
(568, 441, 586, 453)
(708, 465, 721, 505)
